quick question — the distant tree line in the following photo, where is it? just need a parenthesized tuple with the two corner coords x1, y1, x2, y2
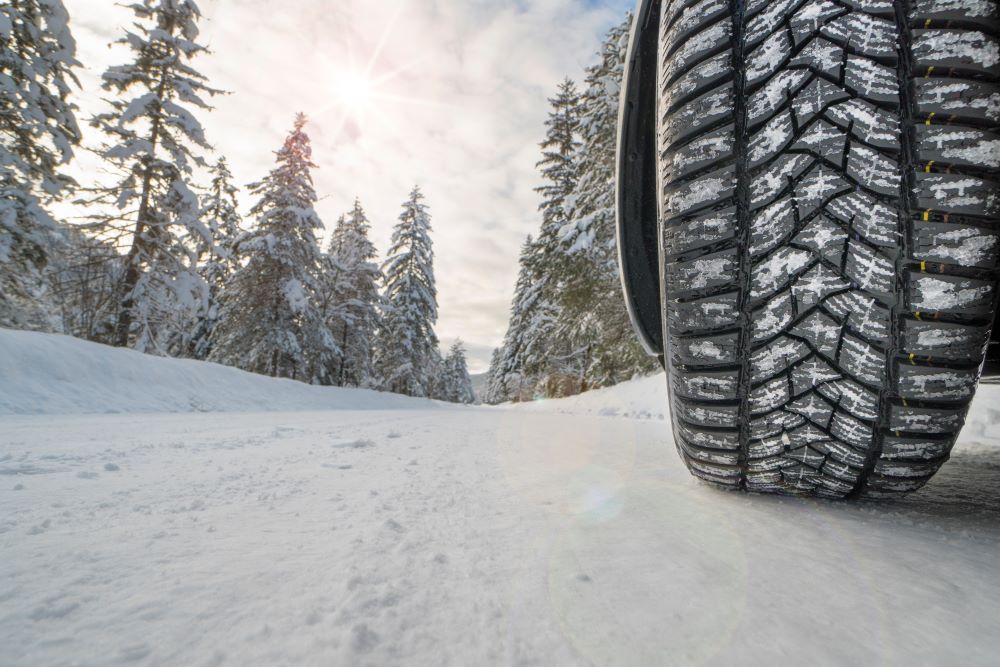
(482, 16, 658, 404)
(0, 0, 474, 403)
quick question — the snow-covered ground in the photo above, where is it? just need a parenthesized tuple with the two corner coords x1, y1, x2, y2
(3, 330, 1000, 666)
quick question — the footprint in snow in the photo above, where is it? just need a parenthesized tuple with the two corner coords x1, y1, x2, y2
(104, 463, 120, 472)
(76, 471, 98, 480)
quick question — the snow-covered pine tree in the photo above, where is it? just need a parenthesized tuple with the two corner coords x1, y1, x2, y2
(88, 0, 223, 351)
(493, 236, 542, 401)
(496, 79, 581, 398)
(0, 0, 81, 331)
(323, 198, 382, 387)
(185, 157, 242, 359)
(441, 340, 476, 405)
(209, 114, 338, 383)
(482, 347, 505, 405)
(557, 16, 656, 390)
(375, 186, 438, 397)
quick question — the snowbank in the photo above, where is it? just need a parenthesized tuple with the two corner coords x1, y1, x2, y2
(0, 329, 433, 415)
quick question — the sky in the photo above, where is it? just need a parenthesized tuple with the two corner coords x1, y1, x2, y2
(62, 0, 633, 372)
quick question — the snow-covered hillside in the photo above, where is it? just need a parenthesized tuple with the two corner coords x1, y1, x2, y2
(3, 331, 1000, 666)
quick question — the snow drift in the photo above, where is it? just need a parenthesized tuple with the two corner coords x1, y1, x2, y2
(0, 329, 434, 415)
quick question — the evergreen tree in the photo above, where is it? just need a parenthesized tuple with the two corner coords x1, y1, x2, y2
(323, 198, 382, 387)
(519, 78, 585, 393)
(209, 114, 337, 383)
(375, 186, 438, 397)
(493, 236, 543, 401)
(558, 15, 656, 389)
(0, 0, 81, 331)
(482, 347, 506, 405)
(88, 0, 223, 351)
(185, 157, 242, 359)
(441, 340, 475, 405)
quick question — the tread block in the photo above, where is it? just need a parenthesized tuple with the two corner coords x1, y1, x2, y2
(751, 336, 811, 382)
(673, 369, 740, 400)
(789, 263, 851, 308)
(747, 31, 794, 86)
(838, 333, 885, 387)
(911, 222, 999, 269)
(792, 310, 843, 359)
(664, 165, 737, 217)
(792, 215, 848, 265)
(677, 423, 741, 451)
(664, 207, 736, 256)
(666, 248, 739, 297)
(845, 240, 895, 296)
(667, 292, 740, 331)
(662, 20, 732, 85)
(790, 36, 846, 79)
(889, 403, 966, 433)
(748, 70, 811, 125)
(907, 273, 995, 315)
(827, 191, 899, 246)
(912, 0, 999, 23)
(752, 246, 815, 299)
(674, 400, 740, 428)
(901, 319, 991, 361)
(672, 332, 740, 365)
(818, 378, 880, 420)
(791, 356, 843, 395)
(662, 84, 736, 150)
(661, 0, 729, 58)
(750, 411, 806, 439)
(750, 377, 791, 414)
(916, 125, 1000, 169)
(880, 434, 953, 462)
(749, 112, 795, 167)
(915, 172, 1000, 217)
(826, 99, 900, 148)
(750, 197, 797, 257)
(663, 53, 733, 114)
(845, 56, 899, 104)
(752, 292, 795, 341)
(914, 78, 1000, 123)
(896, 364, 979, 401)
(825, 291, 891, 342)
(821, 13, 898, 58)
(663, 125, 735, 182)
(846, 143, 900, 195)
(912, 29, 1000, 76)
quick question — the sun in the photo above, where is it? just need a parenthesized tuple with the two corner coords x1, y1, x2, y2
(334, 70, 375, 114)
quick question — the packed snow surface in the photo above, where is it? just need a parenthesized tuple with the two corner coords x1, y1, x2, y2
(3, 330, 1000, 666)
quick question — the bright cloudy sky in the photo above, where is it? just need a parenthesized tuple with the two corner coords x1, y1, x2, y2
(63, 0, 633, 372)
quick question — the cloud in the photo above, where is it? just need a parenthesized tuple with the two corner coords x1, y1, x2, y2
(61, 0, 632, 372)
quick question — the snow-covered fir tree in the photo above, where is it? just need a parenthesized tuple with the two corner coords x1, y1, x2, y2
(323, 198, 382, 388)
(209, 114, 338, 383)
(493, 16, 655, 399)
(88, 0, 222, 351)
(185, 157, 242, 359)
(493, 236, 543, 401)
(482, 347, 506, 405)
(440, 340, 476, 404)
(375, 186, 438, 397)
(492, 79, 581, 400)
(558, 15, 656, 389)
(0, 0, 81, 331)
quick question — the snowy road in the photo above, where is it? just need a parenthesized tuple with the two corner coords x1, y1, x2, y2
(4, 397, 1000, 666)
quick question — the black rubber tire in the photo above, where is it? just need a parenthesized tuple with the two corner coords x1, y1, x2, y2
(657, 0, 1000, 497)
